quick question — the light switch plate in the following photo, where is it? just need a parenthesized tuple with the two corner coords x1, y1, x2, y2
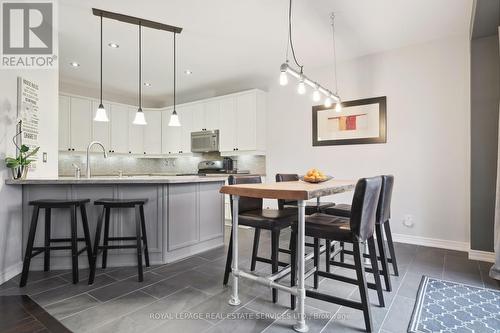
(42, 152, 47, 163)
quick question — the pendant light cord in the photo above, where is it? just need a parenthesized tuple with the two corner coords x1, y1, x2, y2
(173, 32, 176, 112)
(139, 23, 142, 110)
(100, 15, 103, 104)
(288, 0, 303, 72)
(331, 13, 339, 95)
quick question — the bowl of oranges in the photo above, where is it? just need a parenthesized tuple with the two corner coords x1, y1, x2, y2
(301, 168, 332, 183)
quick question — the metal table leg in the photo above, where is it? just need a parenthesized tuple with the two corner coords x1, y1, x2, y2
(229, 195, 241, 306)
(294, 200, 309, 332)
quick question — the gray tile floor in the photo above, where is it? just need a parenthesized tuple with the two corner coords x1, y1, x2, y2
(1, 227, 498, 333)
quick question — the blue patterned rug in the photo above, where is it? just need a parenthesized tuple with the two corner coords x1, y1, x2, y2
(408, 276, 500, 333)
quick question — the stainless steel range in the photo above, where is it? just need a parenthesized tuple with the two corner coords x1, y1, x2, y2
(197, 159, 249, 175)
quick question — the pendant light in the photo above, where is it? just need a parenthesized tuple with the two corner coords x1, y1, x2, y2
(168, 32, 180, 127)
(94, 15, 109, 122)
(133, 23, 147, 125)
(279, 0, 341, 107)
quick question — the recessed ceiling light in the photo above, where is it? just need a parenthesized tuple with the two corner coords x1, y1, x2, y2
(108, 42, 119, 48)
(69, 61, 80, 67)
(184, 69, 193, 75)
(144, 82, 152, 87)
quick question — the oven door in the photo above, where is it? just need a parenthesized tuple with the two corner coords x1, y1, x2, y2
(191, 130, 219, 152)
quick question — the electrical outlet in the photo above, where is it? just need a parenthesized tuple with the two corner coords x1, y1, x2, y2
(403, 214, 414, 227)
(42, 152, 47, 163)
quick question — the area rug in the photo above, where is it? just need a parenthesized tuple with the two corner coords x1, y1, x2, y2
(408, 276, 500, 333)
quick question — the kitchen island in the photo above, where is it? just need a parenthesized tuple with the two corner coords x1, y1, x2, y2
(6, 176, 226, 270)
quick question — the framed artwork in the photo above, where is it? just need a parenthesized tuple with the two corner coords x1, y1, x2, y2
(312, 96, 387, 146)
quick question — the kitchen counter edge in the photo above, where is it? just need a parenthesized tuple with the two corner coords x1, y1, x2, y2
(5, 176, 227, 185)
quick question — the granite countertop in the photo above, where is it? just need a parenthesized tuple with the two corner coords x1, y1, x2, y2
(5, 175, 227, 185)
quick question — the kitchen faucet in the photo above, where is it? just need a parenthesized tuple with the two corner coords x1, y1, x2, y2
(86, 141, 107, 179)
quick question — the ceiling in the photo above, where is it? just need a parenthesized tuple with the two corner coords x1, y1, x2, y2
(59, 0, 473, 107)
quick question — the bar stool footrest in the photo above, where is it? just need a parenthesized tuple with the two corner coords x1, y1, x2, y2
(306, 289, 363, 310)
(317, 270, 378, 290)
(50, 237, 87, 243)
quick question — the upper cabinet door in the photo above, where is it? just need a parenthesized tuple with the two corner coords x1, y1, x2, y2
(235, 93, 257, 151)
(219, 97, 237, 152)
(162, 109, 182, 154)
(110, 105, 129, 154)
(70, 97, 92, 152)
(191, 103, 205, 132)
(204, 100, 220, 131)
(58, 95, 70, 151)
(143, 111, 162, 155)
(91, 101, 111, 150)
(178, 105, 193, 153)
(128, 108, 144, 154)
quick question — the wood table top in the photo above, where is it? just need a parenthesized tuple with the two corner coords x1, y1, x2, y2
(220, 179, 356, 200)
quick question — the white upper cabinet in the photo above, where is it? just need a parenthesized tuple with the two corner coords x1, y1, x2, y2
(143, 110, 162, 155)
(235, 92, 257, 151)
(58, 95, 70, 151)
(178, 105, 194, 153)
(190, 103, 205, 132)
(128, 108, 144, 154)
(69, 97, 92, 152)
(204, 100, 220, 131)
(162, 108, 181, 155)
(91, 101, 111, 150)
(110, 105, 129, 154)
(219, 97, 237, 152)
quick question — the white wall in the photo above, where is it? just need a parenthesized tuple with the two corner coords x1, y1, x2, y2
(0, 69, 58, 283)
(266, 35, 470, 249)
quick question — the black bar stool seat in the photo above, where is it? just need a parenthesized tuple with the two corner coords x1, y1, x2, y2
(20, 199, 93, 287)
(88, 198, 150, 284)
(323, 204, 351, 217)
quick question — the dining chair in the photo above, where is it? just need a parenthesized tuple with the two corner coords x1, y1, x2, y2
(290, 176, 384, 332)
(223, 175, 297, 303)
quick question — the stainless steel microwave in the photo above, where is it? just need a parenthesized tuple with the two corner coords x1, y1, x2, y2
(191, 130, 219, 152)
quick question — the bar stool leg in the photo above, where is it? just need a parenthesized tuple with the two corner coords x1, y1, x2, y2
(89, 208, 105, 285)
(353, 241, 373, 332)
(20, 206, 40, 287)
(80, 204, 93, 268)
(383, 221, 399, 276)
(340, 241, 345, 262)
(376, 224, 392, 291)
(290, 229, 297, 310)
(139, 205, 150, 267)
(70, 205, 79, 284)
(368, 236, 385, 307)
(325, 239, 331, 273)
(135, 205, 144, 282)
(101, 207, 111, 269)
(223, 231, 233, 286)
(271, 229, 279, 303)
(313, 238, 320, 289)
(250, 228, 261, 271)
(44, 208, 51, 272)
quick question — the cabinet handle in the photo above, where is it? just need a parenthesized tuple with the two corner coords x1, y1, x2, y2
(112, 150, 115, 153)
(109, 150, 111, 153)
(129, 151, 132, 154)
(68, 148, 71, 151)
(72, 148, 75, 151)
(144, 152, 146, 154)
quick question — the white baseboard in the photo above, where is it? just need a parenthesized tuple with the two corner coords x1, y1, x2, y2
(468, 249, 496, 263)
(0, 261, 22, 285)
(391, 233, 469, 252)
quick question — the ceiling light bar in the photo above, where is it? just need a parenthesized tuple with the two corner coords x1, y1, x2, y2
(92, 8, 182, 33)
(280, 63, 339, 102)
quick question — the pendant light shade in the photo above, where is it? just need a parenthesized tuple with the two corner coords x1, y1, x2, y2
(133, 23, 147, 125)
(168, 33, 181, 127)
(335, 102, 342, 113)
(94, 15, 109, 122)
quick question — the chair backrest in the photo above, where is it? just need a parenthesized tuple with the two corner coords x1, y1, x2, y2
(376, 175, 394, 224)
(350, 176, 382, 241)
(275, 173, 300, 209)
(228, 175, 263, 213)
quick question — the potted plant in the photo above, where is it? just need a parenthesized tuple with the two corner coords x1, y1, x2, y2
(5, 144, 39, 180)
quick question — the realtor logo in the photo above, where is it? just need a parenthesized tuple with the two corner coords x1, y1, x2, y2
(1, 1, 57, 68)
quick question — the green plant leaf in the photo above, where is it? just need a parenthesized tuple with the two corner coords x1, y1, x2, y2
(20, 145, 29, 153)
(6, 160, 20, 168)
(21, 159, 35, 166)
(24, 147, 40, 159)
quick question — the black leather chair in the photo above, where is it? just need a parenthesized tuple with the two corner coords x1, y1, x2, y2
(324, 175, 398, 291)
(290, 177, 384, 332)
(275, 174, 335, 214)
(223, 175, 297, 303)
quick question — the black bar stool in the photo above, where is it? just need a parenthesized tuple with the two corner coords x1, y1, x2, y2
(20, 199, 93, 287)
(324, 175, 398, 291)
(88, 198, 149, 284)
(290, 177, 383, 332)
(223, 175, 297, 304)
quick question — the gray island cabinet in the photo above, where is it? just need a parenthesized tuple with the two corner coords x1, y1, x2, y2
(6, 176, 226, 270)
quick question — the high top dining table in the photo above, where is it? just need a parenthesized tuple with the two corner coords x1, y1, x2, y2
(220, 179, 356, 332)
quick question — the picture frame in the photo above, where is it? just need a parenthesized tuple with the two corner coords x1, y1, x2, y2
(312, 96, 387, 146)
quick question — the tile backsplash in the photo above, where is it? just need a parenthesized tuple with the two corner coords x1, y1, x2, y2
(59, 152, 266, 177)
